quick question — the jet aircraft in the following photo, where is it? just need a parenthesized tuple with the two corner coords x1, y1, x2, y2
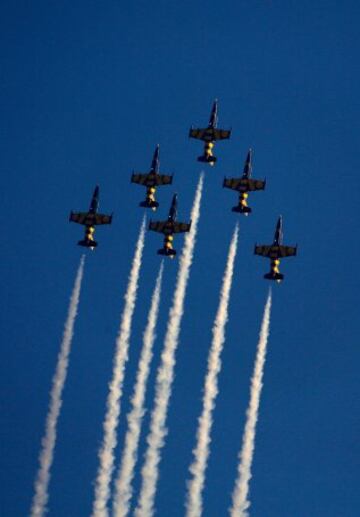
(148, 193, 191, 257)
(254, 216, 297, 282)
(131, 144, 173, 210)
(189, 99, 231, 165)
(223, 149, 266, 215)
(69, 185, 112, 249)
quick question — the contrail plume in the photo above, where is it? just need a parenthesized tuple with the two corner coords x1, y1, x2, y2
(230, 289, 272, 517)
(185, 225, 239, 517)
(30, 255, 85, 517)
(135, 173, 204, 517)
(113, 262, 164, 517)
(92, 218, 146, 517)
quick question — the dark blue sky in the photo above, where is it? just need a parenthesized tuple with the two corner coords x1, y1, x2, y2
(2, 1, 360, 516)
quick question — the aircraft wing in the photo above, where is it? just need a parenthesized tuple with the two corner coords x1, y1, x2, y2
(189, 128, 231, 141)
(247, 179, 266, 191)
(223, 177, 265, 192)
(148, 220, 191, 234)
(131, 173, 173, 186)
(131, 173, 149, 185)
(148, 221, 167, 234)
(254, 245, 273, 257)
(189, 128, 207, 140)
(254, 244, 297, 258)
(69, 212, 88, 225)
(156, 174, 173, 186)
(278, 245, 297, 257)
(93, 213, 112, 225)
(172, 221, 191, 234)
(212, 128, 231, 140)
(223, 177, 242, 191)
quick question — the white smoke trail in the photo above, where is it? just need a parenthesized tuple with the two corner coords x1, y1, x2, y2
(134, 173, 204, 517)
(30, 255, 85, 517)
(230, 289, 272, 517)
(92, 217, 146, 517)
(113, 262, 164, 517)
(185, 225, 239, 517)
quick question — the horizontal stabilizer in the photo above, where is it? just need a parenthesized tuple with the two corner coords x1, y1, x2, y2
(197, 155, 217, 164)
(264, 272, 284, 282)
(139, 200, 159, 209)
(157, 248, 176, 257)
(231, 205, 252, 215)
(78, 239, 98, 249)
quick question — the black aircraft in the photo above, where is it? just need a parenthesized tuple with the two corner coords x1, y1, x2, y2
(189, 99, 231, 165)
(223, 149, 266, 215)
(254, 216, 297, 282)
(148, 194, 191, 257)
(131, 144, 173, 210)
(69, 186, 112, 249)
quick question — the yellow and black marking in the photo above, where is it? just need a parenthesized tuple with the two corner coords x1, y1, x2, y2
(271, 258, 281, 278)
(164, 234, 175, 257)
(204, 141, 215, 164)
(146, 186, 157, 210)
(85, 225, 96, 248)
(240, 192, 248, 209)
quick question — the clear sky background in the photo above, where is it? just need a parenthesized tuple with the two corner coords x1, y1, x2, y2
(1, 1, 360, 516)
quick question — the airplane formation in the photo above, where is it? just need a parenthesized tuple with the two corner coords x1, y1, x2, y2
(69, 100, 297, 282)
